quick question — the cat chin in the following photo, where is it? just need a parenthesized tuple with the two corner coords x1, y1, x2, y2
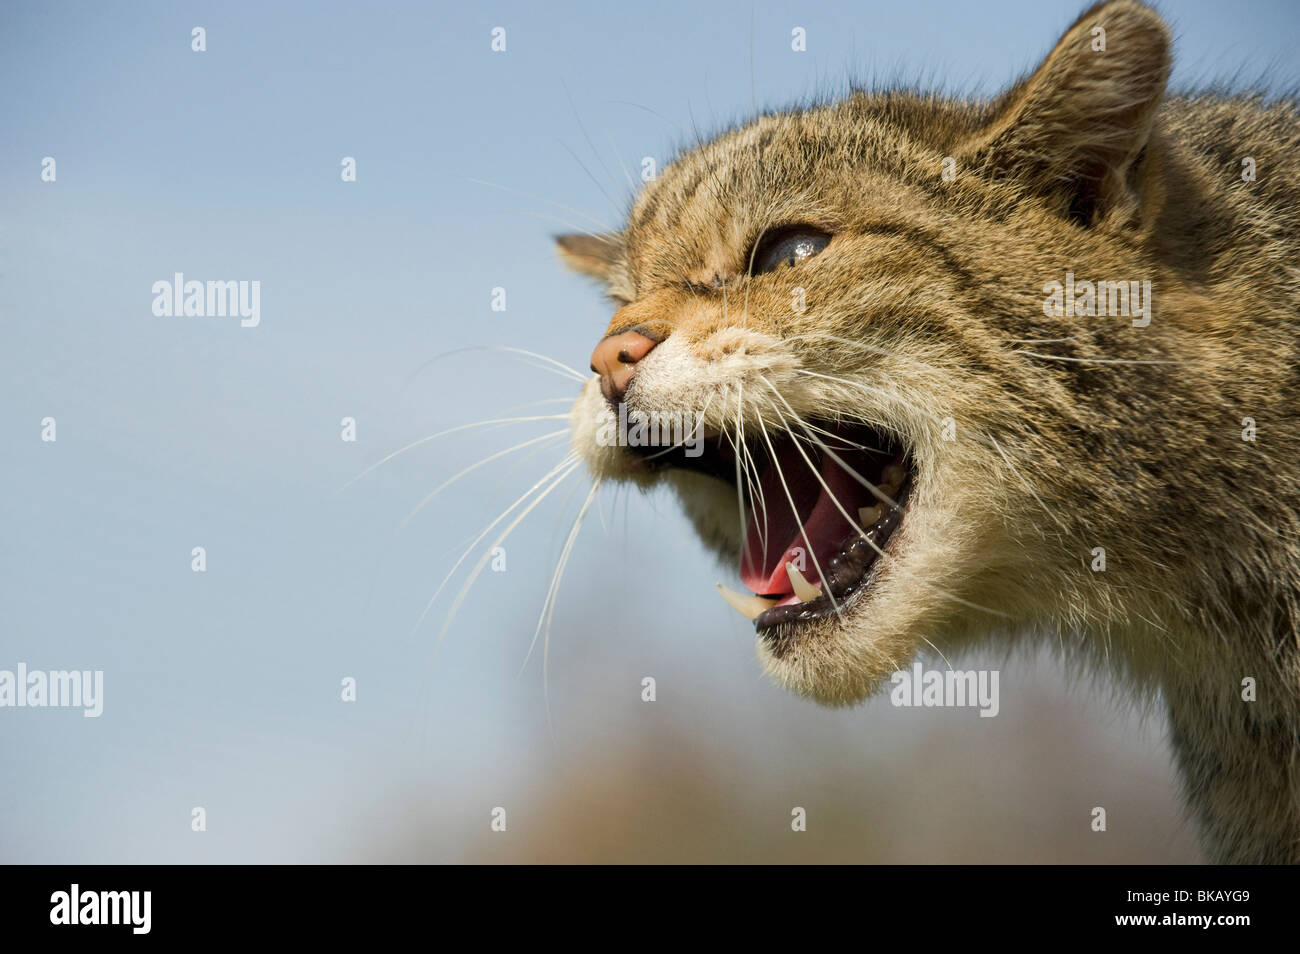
(746, 536, 933, 706)
(754, 613, 923, 707)
(666, 457, 949, 705)
(687, 458, 1016, 707)
(750, 570, 995, 708)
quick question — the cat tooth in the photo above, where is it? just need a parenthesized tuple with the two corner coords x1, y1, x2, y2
(881, 462, 906, 493)
(858, 504, 883, 526)
(785, 563, 822, 602)
(716, 583, 778, 620)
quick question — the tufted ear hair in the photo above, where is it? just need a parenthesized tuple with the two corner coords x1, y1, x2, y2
(555, 232, 624, 284)
(960, 0, 1171, 228)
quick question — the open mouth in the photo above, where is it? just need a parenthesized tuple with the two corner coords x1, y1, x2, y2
(634, 421, 912, 633)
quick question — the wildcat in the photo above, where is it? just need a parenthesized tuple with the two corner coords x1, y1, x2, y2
(554, 0, 1300, 863)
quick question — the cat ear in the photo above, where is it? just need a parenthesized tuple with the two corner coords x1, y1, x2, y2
(961, 0, 1171, 227)
(555, 232, 624, 283)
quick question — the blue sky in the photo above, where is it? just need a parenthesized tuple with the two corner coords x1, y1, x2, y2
(2, 0, 1295, 861)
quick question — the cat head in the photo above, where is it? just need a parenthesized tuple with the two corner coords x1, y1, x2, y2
(559, 0, 1176, 704)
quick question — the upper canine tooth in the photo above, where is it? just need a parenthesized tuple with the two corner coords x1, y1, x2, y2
(716, 583, 778, 620)
(858, 504, 883, 526)
(785, 563, 821, 602)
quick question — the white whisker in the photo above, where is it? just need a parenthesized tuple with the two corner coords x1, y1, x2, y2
(400, 429, 571, 529)
(464, 176, 616, 232)
(752, 402, 841, 615)
(792, 368, 1002, 454)
(731, 381, 772, 572)
(402, 346, 587, 393)
(989, 435, 1069, 538)
(529, 478, 602, 732)
(764, 381, 1011, 620)
(508, 209, 616, 242)
(1000, 336, 1079, 344)
(341, 414, 571, 491)
(1012, 350, 1182, 366)
(412, 454, 579, 636)
(637, 391, 717, 464)
(607, 133, 638, 194)
(431, 458, 582, 649)
(783, 332, 946, 370)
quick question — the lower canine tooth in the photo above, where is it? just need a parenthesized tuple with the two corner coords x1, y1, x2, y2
(785, 563, 822, 602)
(858, 504, 883, 526)
(716, 583, 778, 620)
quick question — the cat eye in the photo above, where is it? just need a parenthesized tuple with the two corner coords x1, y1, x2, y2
(748, 225, 832, 275)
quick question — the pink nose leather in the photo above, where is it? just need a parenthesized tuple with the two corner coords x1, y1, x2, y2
(590, 329, 658, 402)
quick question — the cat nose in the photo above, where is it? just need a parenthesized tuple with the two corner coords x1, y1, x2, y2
(590, 329, 658, 403)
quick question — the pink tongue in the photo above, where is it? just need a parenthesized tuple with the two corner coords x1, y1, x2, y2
(740, 449, 860, 596)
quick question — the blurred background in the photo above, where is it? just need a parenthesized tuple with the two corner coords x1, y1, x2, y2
(3, 0, 1295, 863)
